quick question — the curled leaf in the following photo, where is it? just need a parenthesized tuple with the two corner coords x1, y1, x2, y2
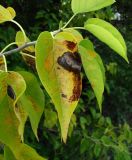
(0, 5, 15, 23)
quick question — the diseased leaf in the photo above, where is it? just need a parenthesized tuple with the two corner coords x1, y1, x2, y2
(0, 71, 26, 146)
(35, 31, 82, 142)
(0, 57, 6, 71)
(15, 31, 35, 70)
(0, 5, 15, 23)
(71, 0, 115, 14)
(17, 71, 45, 140)
(84, 18, 128, 62)
(0, 71, 46, 160)
(79, 39, 105, 111)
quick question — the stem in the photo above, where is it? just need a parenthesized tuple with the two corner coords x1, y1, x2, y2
(11, 20, 27, 43)
(20, 52, 36, 59)
(0, 41, 36, 56)
(1, 42, 18, 54)
(61, 14, 77, 29)
(0, 42, 22, 72)
(63, 27, 86, 31)
(2, 56, 7, 72)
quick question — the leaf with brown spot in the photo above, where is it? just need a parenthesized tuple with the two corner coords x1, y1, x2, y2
(36, 31, 82, 142)
(0, 71, 46, 160)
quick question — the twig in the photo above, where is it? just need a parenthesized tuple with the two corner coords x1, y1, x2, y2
(0, 29, 62, 57)
(0, 41, 36, 57)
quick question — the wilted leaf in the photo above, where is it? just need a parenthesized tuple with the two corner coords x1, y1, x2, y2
(79, 39, 105, 110)
(36, 31, 82, 142)
(71, 0, 115, 14)
(85, 18, 128, 62)
(15, 31, 36, 70)
(0, 57, 6, 71)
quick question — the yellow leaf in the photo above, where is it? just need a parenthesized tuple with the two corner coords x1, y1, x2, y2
(0, 5, 14, 23)
(7, 7, 16, 19)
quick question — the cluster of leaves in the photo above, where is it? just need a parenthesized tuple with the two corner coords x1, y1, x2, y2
(0, 0, 131, 159)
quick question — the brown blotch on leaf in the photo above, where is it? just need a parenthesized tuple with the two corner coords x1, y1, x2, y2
(65, 41, 77, 51)
(61, 93, 67, 99)
(57, 52, 81, 73)
(7, 85, 16, 100)
(69, 73, 82, 102)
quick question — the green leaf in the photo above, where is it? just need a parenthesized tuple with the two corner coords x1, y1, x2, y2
(114, 150, 131, 160)
(80, 138, 90, 154)
(44, 108, 57, 129)
(84, 18, 128, 62)
(18, 71, 45, 140)
(71, 0, 115, 14)
(79, 39, 105, 110)
(4, 146, 16, 160)
(0, 5, 15, 23)
(94, 143, 101, 157)
(35, 31, 82, 142)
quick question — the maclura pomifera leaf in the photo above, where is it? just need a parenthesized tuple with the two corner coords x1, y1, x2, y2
(35, 30, 83, 142)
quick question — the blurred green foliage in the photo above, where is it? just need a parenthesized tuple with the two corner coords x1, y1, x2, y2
(0, 0, 132, 159)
